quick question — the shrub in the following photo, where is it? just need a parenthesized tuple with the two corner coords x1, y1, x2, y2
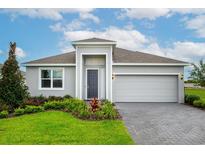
(43, 101, 67, 110)
(93, 111, 104, 120)
(24, 105, 44, 114)
(26, 95, 48, 106)
(63, 98, 88, 113)
(89, 98, 101, 112)
(101, 102, 118, 119)
(63, 95, 72, 99)
(193, 99, 205, 108)
(184, 94, 189, 103)
(201, 101, 205, 108)
(14, 108, 25, 116)
(185, 94, 200, 104)
(78, 109, 91, 119)
(0, 110, 8, 118)
(0, 99, 8, 112)
(48, 96, 63, 102)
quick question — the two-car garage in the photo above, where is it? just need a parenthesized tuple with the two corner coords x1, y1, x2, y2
(112, 74, 179, 103)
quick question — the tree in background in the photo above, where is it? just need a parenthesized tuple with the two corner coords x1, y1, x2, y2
(0, 42, 29, 112)
(190, 59, 205, 87)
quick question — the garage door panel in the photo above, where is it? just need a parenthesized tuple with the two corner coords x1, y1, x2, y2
(113, 75, 178, 102)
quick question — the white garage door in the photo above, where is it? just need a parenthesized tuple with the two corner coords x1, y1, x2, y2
(113, 75, 178, 102)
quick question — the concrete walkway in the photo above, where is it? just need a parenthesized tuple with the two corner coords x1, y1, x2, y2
(116, 102, 205, 145)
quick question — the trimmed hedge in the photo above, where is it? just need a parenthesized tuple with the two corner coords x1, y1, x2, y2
(24, 105, 44, 114)
(101, 102, 118, 119)
(25, 94, 73, 106)
(0, 110, 8, 118)
(43, 101, 67, 110)
(193, 99, 205, 108)
(43, 98, 88, 113)
(14, 108, 25, 116)
(185, 94, 200, 104)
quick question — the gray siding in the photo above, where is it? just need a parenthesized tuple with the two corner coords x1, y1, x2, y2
(113, 66, 185, 103)
(26, 66, 75, 97)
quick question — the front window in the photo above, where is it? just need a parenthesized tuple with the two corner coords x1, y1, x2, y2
(40, 69, 63, 89)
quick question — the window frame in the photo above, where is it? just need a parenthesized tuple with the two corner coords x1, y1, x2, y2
(39, 67, 64, 90)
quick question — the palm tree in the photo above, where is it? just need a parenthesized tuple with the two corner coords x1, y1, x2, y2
(190, 59, 205, 87)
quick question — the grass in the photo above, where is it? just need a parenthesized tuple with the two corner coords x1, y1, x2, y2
(0, 111, 134, 145)
(185, 88, 205, 101)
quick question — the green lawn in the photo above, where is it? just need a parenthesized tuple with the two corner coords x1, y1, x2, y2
(0, 111, 134, 145)
(185, 88, 205, 101)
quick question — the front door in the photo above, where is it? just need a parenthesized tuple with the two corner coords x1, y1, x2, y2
(87, 69, 98, 99)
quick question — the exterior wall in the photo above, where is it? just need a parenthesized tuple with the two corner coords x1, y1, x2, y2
(113, 66, 185, 103)
(26, 66, 75, 97)
(76, 45, 112, 101)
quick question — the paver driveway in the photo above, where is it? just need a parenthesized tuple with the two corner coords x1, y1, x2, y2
(116, 102, 205, 145)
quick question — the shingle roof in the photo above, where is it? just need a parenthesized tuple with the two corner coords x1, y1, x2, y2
(24, 47, 187, 65)
(24, 51, 75, 64)
(113, 47, 186, 63)
(72, 37, 116, 43)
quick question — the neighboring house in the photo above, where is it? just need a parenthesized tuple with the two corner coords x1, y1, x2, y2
(24, 38, 188, 103)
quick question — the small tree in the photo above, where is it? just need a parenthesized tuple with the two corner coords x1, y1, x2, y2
(190, 59, 205, 87)
(0, 42, 29, 112)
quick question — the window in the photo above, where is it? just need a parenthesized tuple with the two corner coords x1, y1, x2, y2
(40, 68, 64, 89)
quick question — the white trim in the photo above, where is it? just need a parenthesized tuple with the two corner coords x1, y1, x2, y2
(112, 63, 189, 66)
(80, 53, 83, 99)
(81, 53, 109, 55)
(110, 45, 113, 102)
(25, 63, 76, 66)
(75, 46, 78, 97)
(80, 53, 108, 100)
(72, 42, 116, 45)
(105, 54, 108, 100)
(38, 67, 65, 90)
(74, 45, 114, 48)
(113, 73, 180, 76)
(85, 68, 99, 100)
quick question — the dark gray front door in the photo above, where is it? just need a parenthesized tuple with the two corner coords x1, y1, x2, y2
(87, 69, 98, 99)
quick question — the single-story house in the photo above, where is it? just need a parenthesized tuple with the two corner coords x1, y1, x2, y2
(24, 38, 188, 103)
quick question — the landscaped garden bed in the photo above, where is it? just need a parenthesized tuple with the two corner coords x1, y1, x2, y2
(0, 96, 121, 120)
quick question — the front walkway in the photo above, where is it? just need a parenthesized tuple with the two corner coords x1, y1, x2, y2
(116, 102, 205, 145)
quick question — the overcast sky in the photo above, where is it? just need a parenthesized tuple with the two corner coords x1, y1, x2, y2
(1, 8, 205, 79)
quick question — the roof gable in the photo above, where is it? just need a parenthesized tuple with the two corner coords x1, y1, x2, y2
(72, 37, 116, 43)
